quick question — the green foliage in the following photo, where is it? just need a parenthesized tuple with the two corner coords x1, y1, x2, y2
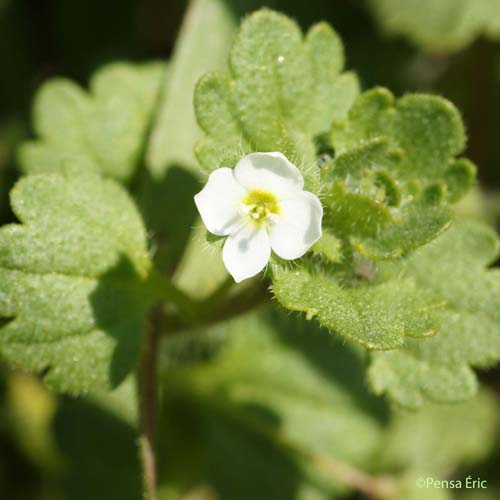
(368, 0, 500, 52)
(158, 309, 386, 499)
(272, 267, 440, 349)
(141, 0, 240, 280)
(369, 221, 500, 408)
(19, 62, 164, 182)
(146, 0, 238, 178)
(311, 231, 343, 262)
(194, 8, 359, 182)
(157, 309, 500, 498)
(325, 88, 475, 260)
(381, 390, 499, 473)
(2, 4, 500, 498)
(0, 171, 155, 393)
(171, 224, 230, 300)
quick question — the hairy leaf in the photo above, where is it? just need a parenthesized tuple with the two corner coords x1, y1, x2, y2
(332, 90, 468, 184)
(323, 89, 475, 259)
(368, 222, 500, 408)
(19, 62, 164, 182)
(194, 8, 359, 183)
(272, 267, 441, 350)
(0, 171, 155, 393)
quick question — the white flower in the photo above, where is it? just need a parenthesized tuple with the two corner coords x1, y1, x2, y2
(194, 152, 323, 283)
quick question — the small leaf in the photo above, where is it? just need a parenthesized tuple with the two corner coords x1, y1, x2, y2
(272, 267, 441, 349)
(324, 180, 393, 239)
(311, 231, 343, 263)
(19, 62, 165, 182)
(444, 158, 477, 202)
(322, 89, 473, 259)
(368, 221, 500, 408)
(332, 89, 468, 186)
(0, 170, 155, 393)
(352, 195, 452, 260)
(194, 9, 359, 178)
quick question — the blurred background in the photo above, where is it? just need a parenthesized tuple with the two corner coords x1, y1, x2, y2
(1, 0, 500, 499)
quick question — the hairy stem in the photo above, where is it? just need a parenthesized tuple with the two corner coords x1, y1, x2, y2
(162, 278, 272, 334)
(138, 308, 161, 500)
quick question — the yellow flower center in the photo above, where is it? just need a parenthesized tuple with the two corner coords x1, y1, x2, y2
(242, 190, 280, 226)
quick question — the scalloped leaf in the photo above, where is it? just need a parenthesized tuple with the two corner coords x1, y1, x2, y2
(331, 89, 472, 188)
(368, 0, 500, 52)
(351, 193, 452, 260)
(194, 9, 359, 179)
(368, 222, 500, 408)
(322, 89, 474, 260)
(0, 171, 156, 393)
(271, 267, 441, 350)
(18, 62, 165, 182)
(311, 231, 343, 263)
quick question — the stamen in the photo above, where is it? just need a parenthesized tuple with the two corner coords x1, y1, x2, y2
(242, 189, 280, 227)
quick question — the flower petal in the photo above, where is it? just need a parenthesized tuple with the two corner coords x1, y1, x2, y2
(194, 167, 247, 236)
(234, 152, 304, 198)
(222, 223, 271, 282)
(269, 191, 323, 260)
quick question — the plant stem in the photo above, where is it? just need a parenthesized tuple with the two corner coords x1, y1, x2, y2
(138, 308, 161, 500)
(162, 278, 272, 334)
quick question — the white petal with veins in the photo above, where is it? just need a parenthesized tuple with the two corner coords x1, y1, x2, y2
(269, 191, 323, 260)
(222, 223, 271, 283)
(194, 167, 247, 236)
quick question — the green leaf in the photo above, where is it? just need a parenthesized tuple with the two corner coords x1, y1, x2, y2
(140, 0, 239, 277)
(158, 309, 386, 499)
(322, 89, 474, 259)
(272, 267, 441, 349)
(351, 194, 452, 260)
(367, 0, 500, 52)
(0, 171, 155, 393)
(368, 221, 500, 408)
(332, 89, 469, 186)
(171, 223, 229, 300)
(380, 390, 499, 473)
(194, 9, 359, 180)
(19, 61, 165, 182)
(311, 231, 343, 263)
(146, 0, 238, 178)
